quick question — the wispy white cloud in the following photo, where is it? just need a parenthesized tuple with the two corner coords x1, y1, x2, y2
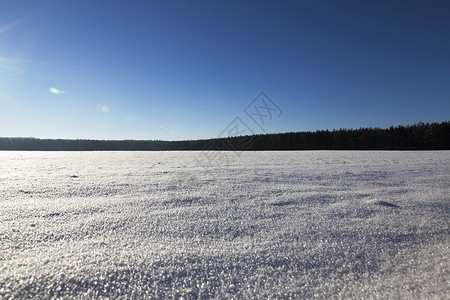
(49, 87, 65, 95)
(97, 104, 110, 113)
(161, 125, 175, 134)
(0, 18, 23, 35)
(0, 57, 28, 64)
(0, 57, 29, 75)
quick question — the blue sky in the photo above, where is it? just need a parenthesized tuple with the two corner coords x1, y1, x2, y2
(1, 0, 449, 140)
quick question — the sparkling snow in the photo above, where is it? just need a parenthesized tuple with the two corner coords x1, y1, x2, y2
(0, 151, 449, 298)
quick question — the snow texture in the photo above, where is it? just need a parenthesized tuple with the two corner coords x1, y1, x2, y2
(0, 151, 449, 299)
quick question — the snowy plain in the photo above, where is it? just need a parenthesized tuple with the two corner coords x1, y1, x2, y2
(0, 151, 449, 299)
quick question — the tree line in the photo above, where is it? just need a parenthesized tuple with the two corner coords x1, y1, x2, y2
(1, 121, 449, 151)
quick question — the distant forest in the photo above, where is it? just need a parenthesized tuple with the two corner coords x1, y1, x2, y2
(1, 121, 449, 151)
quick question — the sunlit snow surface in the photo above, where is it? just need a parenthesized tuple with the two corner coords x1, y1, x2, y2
(1, 151, 449, 299)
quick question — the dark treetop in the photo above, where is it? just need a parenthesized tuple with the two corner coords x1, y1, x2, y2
(1, 121, 449, 151)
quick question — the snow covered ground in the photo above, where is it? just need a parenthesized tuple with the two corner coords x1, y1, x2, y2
(0, 151, 449, 299)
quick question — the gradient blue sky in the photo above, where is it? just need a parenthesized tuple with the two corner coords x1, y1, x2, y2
(1, 0, 449, 140)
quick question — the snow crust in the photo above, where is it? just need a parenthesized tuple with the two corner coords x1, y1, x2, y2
(0, 151, 449, 299)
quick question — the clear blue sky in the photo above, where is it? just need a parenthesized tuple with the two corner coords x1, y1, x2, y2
(1, 0, 449, 140)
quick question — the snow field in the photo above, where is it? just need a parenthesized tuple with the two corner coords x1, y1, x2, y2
(0, 151, 449, 298)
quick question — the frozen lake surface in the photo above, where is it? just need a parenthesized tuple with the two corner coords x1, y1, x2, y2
(1, 151, 449, 299)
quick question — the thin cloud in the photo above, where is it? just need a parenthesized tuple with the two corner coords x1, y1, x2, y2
(0, 19, 23, 35)
(0, 57, 29, 75)
(0, 57, 28, 64)
(97, 104, 110, 113)
(49, 87, 65, 95)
